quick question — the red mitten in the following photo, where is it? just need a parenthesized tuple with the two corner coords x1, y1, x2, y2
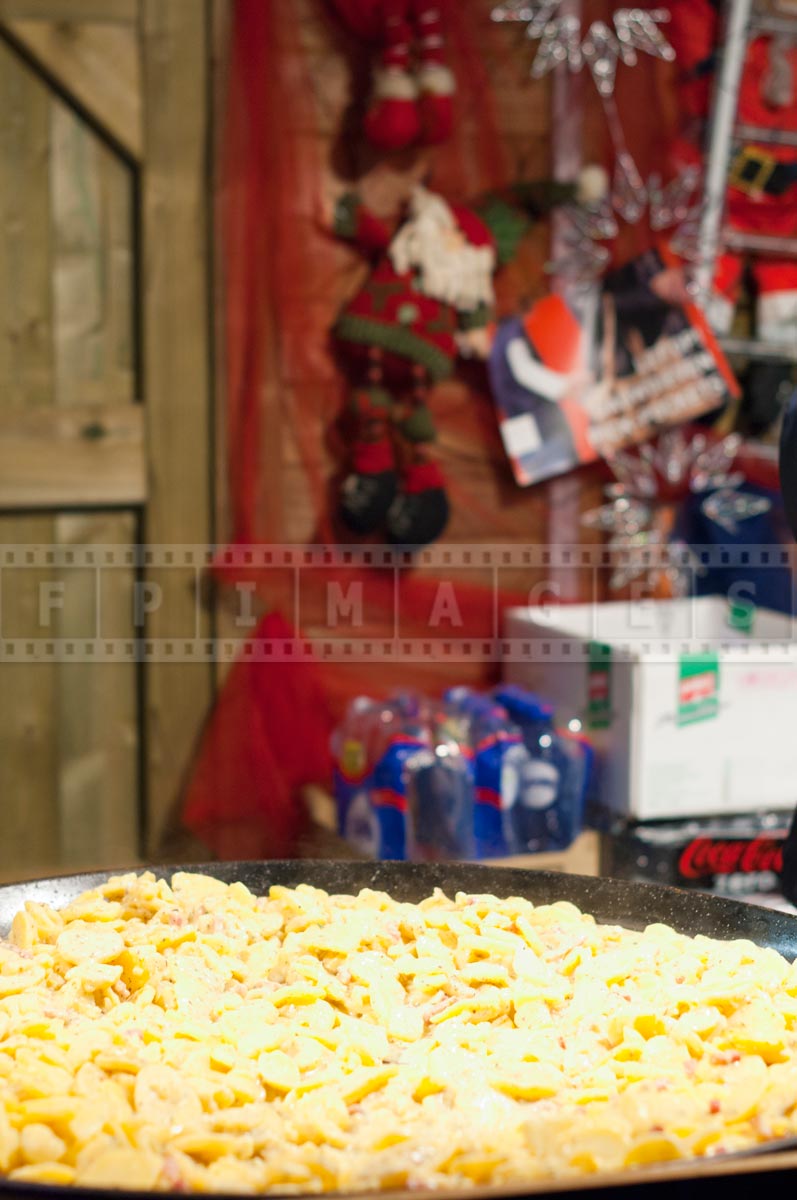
(364, 0, 421, 150)
(412, 1, 455, 145)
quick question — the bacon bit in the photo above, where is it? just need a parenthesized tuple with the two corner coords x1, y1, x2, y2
(675, 976, 685, 984)
(549, 935, 587, 961)
(424, 996, 455, 1022)
(622, 995, 632, 1003)
(558, 1037, 566, 1051)
(655, 1079, 669, 1092)
(685, 1059, 696, 1078)
(651, 1124, 664, 1133)
(167, 911, 185, 926)
(709, 1099, 721, 1114)
(161, 1156, 186, 1192)
(712, 1049, 741, 1065)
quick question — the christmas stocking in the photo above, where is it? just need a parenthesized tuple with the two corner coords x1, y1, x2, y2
(339, 386, 399, 534)
(386, 398, 450, 546)
(411, 1, 455, 145)
(364, 0, 421, 151)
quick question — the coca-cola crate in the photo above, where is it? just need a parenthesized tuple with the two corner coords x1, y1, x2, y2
(600, 812, 791, 899)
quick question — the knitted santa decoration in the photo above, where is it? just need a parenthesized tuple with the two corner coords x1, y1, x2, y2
(334, 186, 497, 545)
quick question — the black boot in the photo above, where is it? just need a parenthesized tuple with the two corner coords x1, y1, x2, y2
(386, 478, 450, 546)
(340, 469, 398, 534)
(338, 386, 397, 534)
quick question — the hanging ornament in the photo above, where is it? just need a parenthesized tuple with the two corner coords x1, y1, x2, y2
(613, 9, 676, 65)
(492, 1, 679, 242)
(531, 15, 583, 76)
(612, 151, 648, 224)
(492, 2, 541, 27)
(551, 161, 702, 287)
(547, 208, 611, 284)
(582, 431, 772, 593)
(648, 166, 701, 232)
(581, 21, 622, 96)
(564, 198, 618, 244)
(491, 2, 675, 94)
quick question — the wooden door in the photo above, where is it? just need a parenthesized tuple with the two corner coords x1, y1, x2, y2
(0, 0, 214, 873)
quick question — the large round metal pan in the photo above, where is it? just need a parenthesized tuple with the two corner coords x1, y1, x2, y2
(2, 860, 797, 1200)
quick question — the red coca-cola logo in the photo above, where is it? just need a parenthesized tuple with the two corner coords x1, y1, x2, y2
(678, 836, 784, 880)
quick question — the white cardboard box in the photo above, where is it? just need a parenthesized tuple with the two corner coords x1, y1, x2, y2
(504, 597, 797, 821)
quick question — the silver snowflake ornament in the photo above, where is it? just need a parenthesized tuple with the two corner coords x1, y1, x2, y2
(582, 432, 772, 592)
(491, 2, 675, 95)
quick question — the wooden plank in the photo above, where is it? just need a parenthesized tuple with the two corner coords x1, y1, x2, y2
(1, 19, 142, 159)
(0, 47, 59, 875)
(0, 403, 145, 508)
(51, 100, 135, 409)
(0, 0, 136, 21)
(141, 0, 214, 854)
(55, 511, 140, 870)
(0, 517, 61, 874)
(0, 42, 54, 409)
(48, 97, 141, 871)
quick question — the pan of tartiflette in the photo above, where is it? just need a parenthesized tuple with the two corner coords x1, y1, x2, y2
(0, 861, 796, 1200)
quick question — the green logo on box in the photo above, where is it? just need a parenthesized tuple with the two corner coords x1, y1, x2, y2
(587, 641, 612, 730)
(678, 652, 719, 726)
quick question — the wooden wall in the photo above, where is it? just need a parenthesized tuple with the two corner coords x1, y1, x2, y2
(0, 0, 214, 875)
(0, 40, 139, 871)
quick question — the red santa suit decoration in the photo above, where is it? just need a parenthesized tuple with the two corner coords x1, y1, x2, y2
(329, 0, 455, 150)
(332, 185, 500, 545)
(668, 0, 797, 343)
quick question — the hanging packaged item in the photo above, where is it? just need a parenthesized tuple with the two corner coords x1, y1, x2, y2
(488, 256, 737, 489)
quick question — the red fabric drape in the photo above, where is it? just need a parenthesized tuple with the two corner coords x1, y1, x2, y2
(185, 0, 526, 855)
(183, 0, 682, 856)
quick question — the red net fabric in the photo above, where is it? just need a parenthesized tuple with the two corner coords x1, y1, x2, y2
(182, 0, 681, 856)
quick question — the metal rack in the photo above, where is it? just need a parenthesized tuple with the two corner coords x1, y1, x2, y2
(696, 0, 797, 364)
